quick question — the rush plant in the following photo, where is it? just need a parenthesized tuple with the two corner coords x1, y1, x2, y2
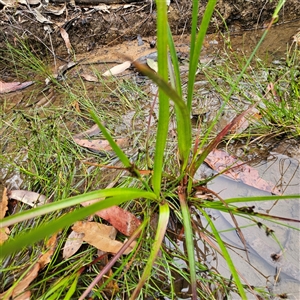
(1, 0, 299, 299)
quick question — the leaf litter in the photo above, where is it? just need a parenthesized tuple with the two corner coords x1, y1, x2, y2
(0, 188, 9, 244)
(72, 221, 136, 255)
(8, 190, 48, 207)
(73, 123, 129, 152)
(205, 149, 281, 195)
(0, 234, 57, 299)
(0, 80, 34, 94)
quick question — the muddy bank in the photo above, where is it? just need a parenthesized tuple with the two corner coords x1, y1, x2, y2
(0, 0, 299, 58)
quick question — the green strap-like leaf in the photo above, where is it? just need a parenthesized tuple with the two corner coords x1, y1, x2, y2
(130, 202, 170, 299)
(0, 190, 156, 257)
(0, 188, 156, 228)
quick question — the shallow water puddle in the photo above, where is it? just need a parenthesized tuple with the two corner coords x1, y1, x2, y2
(198, 149, 300, 298)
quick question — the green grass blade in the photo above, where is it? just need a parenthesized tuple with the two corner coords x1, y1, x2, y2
(0, 191, 154, 257)
(191, 12, 284, 175)
(152, 0, 169, 196)
(130, 202, 170, 299)
(167, 24, 192, 171)
(190, 0, 200, 60)
(0, 188, 156, 228)
(187, 0, 217, 112)
(40, 276, 71, 299)
(167, 24, 182, 97)
(132, 62, 191, 171)
(178, 188, 197, 299)
(273, 0, 286, 22)
(201, 209, 247, 299)
(63, 274, 79, 300)
(90, 110, 131, 168)
(218, 194, 300, 205)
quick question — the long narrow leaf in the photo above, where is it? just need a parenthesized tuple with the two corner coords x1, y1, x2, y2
(152, 0, 169, 196)
(130, 202, 170, 299)
(190, 0, 200, 61)
(193, 16, 278, 166)
(0, 192, 152, 257)
(167, 25, 182, 98)
(187, 0, 217, 112)
(0, 188, 156, 228)
(90, 110, 131, 167)
(178, 188, 197, 299)
(201, 209, 247, 299)
(217, 194, 300, 205)
(167, 25, 192, 172)
(133, 62, 191, 170)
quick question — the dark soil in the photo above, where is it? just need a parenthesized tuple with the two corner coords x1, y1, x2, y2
(0, 0, 299, 60)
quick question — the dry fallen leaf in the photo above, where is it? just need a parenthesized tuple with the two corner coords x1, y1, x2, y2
(60, 27, 73, 54)
(81, 198, 141, 236)
(0, 80, 34, 94)
(32, 8, 53, 24)
(205, 149, 281, 195)
(39, 234, 58, 268)
(73, 137, 128, 152)
(8, 190, 47, 207)
(0, 187, 8, 219)
(63, 231, 85, 259)
(80, 73, 99, 82)
(12, 263, 40, 299)
(1, 188, 10, 244)
(102, 61, 131, 76)
(73, 123, 129, 152)
(1, 234, 59, 298)
(72, 221, 136, 254)
(96, 206, 141, 236)
(0, 227, 10, 245)
(1, 263, 40, 300)
(73, 124, 100, 138)
(94, 4, 110, 13)
(292, 31, 300, 45)
(44, 3, 66, 16)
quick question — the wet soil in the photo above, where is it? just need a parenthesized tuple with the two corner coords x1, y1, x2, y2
(0, 0, 300, 60)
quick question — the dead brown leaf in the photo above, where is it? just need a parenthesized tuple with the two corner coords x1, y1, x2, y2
(0, 80, 34, 94)
(1, 263, 40, 300)
(0, 227, 10, 244)
(1, 187, 8, 219)
(72, 221, 136, 254)
(38, 234, 58, 268)
(96, 206, 141, 236)
(12, 263, 40, 299)
(102, 61, 131, 76)
(63, 231, 85, 259)
(73, 124, 100, 139)
(59, 27, 73, 54)
(73, 123, 129, 152)
(0, 188, 9, 244)
(1, 234, 58, 298)
(205, 149, 281, 195)
(44, 3, 66, 15)
(13, 290, 31, 300)
(73, 137, 128, 152)
(81, 198, 141, 236)
(80, 73, 99, 82)
(8, 190, 47, 207)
